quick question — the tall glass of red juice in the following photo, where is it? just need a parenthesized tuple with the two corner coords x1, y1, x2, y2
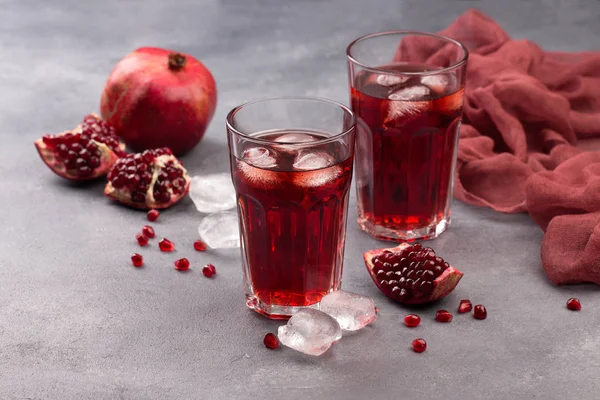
(347, 31, 468, 241)
(227, 97, 356, 319)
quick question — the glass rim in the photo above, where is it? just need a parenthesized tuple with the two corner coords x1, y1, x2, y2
(226, 96, 356, 147)
(346, 30, 469, 76)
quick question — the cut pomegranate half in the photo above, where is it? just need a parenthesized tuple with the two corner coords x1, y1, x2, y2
(363, 243, 463, 305)
(104, 147, 191, 209)
(34, 113, 125, 181)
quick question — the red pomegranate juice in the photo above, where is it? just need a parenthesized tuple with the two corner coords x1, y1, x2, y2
(231, 131, 353, 316)
(351, 63, 464, 240)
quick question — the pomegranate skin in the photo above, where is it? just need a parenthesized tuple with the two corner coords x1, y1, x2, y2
(100, 47, 217, 156)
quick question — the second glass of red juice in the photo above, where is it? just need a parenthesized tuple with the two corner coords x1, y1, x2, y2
(227, 97, 356, 319)
(347, 31, 468, 241)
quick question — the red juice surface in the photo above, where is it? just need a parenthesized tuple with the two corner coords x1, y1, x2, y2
(231, 131, 353, 309)
(351, 63, 464, 238)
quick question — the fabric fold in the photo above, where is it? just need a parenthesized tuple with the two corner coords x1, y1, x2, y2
(409, 9, 600, 284)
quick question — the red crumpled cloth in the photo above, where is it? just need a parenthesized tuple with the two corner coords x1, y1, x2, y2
(402, 9, 600, 285)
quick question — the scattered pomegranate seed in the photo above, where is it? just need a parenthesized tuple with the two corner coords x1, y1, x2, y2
(435, 310, 453, 323)
(147, 209, 160, 222)
(131, 253, 143, 267)
(473, 304, 487, 320)
(202, 264, 216, 277)
(458, 299, 472, 313)
(412, 338, 427, 353)
(142, 225, 155, 238)
(174, 258, 190, 271)
(193, 240, 207, 251)
(136, 233, 149, 247)
(566, 298, 581, 311)
(159, 238, 175, 252)
(263, 333, 279, 349)
(404, 314, 421, 327)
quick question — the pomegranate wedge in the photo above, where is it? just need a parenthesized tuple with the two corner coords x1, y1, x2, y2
(363, 243, 463, 305)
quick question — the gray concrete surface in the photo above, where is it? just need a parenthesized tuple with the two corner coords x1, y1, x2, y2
(2, 0, 599, 398)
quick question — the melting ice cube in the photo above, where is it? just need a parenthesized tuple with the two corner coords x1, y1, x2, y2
(421, 74, 455, 95)
(375, 73, 409, 88)
(383, 85, 430, 124)
(293, 150, 334, 171)
(274, 132, 318, 144)
(388, 84, 431, 101)
(189, 173, 237, 213)
(319, 290, 377, 331)
(242, 147, 278, 169)
(197, 211, 240, 249)
(292, 150, 343, 188)
(277, 308, 342, 356)
(274, 132, 319, 156)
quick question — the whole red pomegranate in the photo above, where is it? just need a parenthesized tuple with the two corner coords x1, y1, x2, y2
(100, 47, 217, 156)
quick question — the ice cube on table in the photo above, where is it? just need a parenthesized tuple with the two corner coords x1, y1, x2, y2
(189, 173, 236, 213)
(197, 211, 240, 249)
(319, 290, 377, 331)
(242, 147, 277, 169)
(293, 150, 334, 171)
(277, 308, 342, 356)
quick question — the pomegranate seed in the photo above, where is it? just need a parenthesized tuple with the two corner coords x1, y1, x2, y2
(473, 305, 487, 320)
(411, 338, 427, 353)
(404, 314, 421, 327)
(147, 209, 160, 222)
(566, 298, 581, 311)
(458, 299, 472, 313)
(174, 258, 190, 271)
(142, 225, 155, 238)
(202, 264, 216, 277)
(263, 333, 279, 349)
(193, 240, 207, 251)
(136, 233, 149, 247)
(159, 238, 175, 252)
(131, 253, 143, 267)
(435, 310, 453, 323)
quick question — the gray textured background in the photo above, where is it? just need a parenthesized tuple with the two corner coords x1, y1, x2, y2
(2, 0, 599, 399)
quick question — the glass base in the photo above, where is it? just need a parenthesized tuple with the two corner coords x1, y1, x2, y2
(245, 294, 321, 319)
(358, 216, 450, 242)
